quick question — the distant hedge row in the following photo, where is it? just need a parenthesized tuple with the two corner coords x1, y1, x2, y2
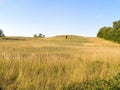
(97, 20, 120, 43)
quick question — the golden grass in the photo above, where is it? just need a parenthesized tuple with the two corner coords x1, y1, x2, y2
(0, 36, 120, 89)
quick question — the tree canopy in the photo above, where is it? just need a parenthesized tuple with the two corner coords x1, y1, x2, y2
(97, 20, 120, 43)
(0, 29, 5, 37)
(33, 33, 45, 38)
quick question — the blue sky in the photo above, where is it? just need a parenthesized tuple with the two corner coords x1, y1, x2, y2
(0, 0, 120, 37)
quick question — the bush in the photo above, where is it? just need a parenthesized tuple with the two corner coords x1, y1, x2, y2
(0, 29, 5, 37)
(97, 20, 120, 43)
(65, 71, 120, 90)
(33, 33, 45, 38)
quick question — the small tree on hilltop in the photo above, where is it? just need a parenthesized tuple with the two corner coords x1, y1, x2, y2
(33, 33, 45, 38)
(38, 33, 45, 38)
(0, 29, 5, 37)
(39, 33, 43, 37)
(33, 34, 37, 38)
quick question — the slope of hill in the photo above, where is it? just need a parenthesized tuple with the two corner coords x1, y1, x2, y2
(0, 35, 120, 89)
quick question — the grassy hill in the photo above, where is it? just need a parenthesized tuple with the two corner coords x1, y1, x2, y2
(0, 35, 120, 89)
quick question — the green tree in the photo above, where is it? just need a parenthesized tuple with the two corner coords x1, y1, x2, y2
(33, 34, 37, 38)
(113, 20, 120, 29)
(0, 29, 5, 37)
(38, 33, 45, 38)
(103, 27, 113, 40)
(39, 33, 43, 37)
(33, 33, 45, 38)
(97, 27, 112, 39)
(97, 20, 120, 43)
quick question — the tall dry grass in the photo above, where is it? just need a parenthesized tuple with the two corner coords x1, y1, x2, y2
(0, 36, 120, 89)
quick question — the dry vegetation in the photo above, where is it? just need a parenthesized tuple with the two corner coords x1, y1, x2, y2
(0, 35, 120, 90)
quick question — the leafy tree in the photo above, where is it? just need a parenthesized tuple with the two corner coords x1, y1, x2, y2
(97, 27, 112, 39)
(39, 33, 43, 37)
(33, 34, 37, 38)
(0, 29, 5, 37)
(43, 35, 45, 38)
(104, 27, 113, 40)
(113, 20, 120, 29)
(97, 20, 120, 43)
(33, 33, 45, 38)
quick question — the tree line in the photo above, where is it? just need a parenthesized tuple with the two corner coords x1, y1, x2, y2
(97, 20, 120, 43)
(0, 29, 46, 38)
(33, 33, 45, 38)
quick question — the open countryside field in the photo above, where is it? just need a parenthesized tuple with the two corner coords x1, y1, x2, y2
(0, 35, 120, 90)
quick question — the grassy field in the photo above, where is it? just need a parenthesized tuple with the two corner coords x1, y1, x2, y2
(0, 35, 120, 90)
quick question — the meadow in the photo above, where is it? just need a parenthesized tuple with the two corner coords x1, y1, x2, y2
(0, 35, 120, 90)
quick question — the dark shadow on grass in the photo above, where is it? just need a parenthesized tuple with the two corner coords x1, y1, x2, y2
(2, 37, 27, 41)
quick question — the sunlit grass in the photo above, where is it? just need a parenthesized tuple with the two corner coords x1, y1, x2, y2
(0, 36, 120, 89)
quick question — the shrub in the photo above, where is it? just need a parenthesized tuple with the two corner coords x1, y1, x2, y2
(0, 29, 5, 37)
(97, 20, 120, 43)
